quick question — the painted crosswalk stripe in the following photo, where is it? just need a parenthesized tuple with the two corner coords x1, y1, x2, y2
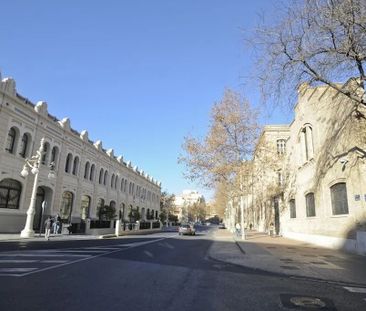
(343, 287, 366, 293)
(41, 260, 69, 264)
(0, 268, 38, 272)
(0, 253, 90, 257)
(44, 250, 107, 253)
(0, 260, 38, 263)
(82, 247, 121, 250)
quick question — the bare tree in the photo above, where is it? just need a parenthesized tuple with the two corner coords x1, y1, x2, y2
(179, 89, 259, 238)
(251, 0, 366, 113)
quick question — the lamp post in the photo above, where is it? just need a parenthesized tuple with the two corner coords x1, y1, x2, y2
(20, 138, 56, 238)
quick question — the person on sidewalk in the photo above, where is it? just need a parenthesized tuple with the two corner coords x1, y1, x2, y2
(269, 222, 275, 237)
(44, 216, 52, 240)
(53, 213, 61, 234)
(235, 223, 241, 237)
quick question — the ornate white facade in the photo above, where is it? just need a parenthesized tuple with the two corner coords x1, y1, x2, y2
(0, 73, 161, 233)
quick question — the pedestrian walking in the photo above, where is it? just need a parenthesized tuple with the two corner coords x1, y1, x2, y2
(44, 216, 52, 240)
(53, 213, 61, 234)
(235, 223, 241, 237)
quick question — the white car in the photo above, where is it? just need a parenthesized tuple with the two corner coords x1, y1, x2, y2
(178, 224, 196, 236)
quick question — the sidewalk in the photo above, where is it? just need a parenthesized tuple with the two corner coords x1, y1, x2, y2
(209, 229, 366, 286)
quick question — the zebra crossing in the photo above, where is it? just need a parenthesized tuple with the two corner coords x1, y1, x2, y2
(0, 238, 167, 277)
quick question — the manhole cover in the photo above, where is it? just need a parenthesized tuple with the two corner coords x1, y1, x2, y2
(280, 294, 336, 310)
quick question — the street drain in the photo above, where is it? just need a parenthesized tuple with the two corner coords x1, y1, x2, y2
(280, 294, 336, 310)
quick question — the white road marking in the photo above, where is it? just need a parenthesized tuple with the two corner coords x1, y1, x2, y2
(144, 250, 154, 258)
(45, 250, 107, 253)
(343, 287, 366, 293)
(0, 253, 90, 257)
(0, 236, 169, 277)
(19, 237, 168, 277)
(0, 268, 38, 272)
(0, 260, 38, 263)
(81, 247, 121, 250)
(41, 260, 69, 264)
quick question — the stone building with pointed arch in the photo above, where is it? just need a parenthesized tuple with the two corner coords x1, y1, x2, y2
(246, 82, 366, 254)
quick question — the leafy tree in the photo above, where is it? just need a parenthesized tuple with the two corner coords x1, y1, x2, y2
(188, 201, 207, 222)
(251, 0, 366, 113)
(160, 191, 176, 225)
(179, 89, 259, 238)
(98, 205, 117, 221)
(128, 209, 141, 222)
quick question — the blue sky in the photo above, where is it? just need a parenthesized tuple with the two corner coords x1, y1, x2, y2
(0, 0, 292, 200)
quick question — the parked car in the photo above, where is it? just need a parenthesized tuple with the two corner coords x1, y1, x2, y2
(178, 224, 196, 236)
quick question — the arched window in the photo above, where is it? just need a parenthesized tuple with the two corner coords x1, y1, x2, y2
(51, 146, 59, 166)
(155, 211, 158, 219)
(99, 168, 104, 184)
(0, 179, 22, 209)
(331, 183, 349, 215)
(121, 178, 124, 191)
(60, 191, 73, 221)
(65, 153, 73, 173)
(276, 139, 286, 155)
(84, 162, 90, 179)
(5, 127, 17, 154)
(104, 170, 108, 186)
(277, 170, 283, 186)
(115, 176, 118, 189)
(72, 156, 79, 176)
(305, 192, 316, 217)
(110, 201, 116, 208)
(151, 209, 155, 219)
(124, 179, 127, 193)
(289, 199, 296, 218)
(19, 133, 30, 158)
(111, 174, 115, 188)
(300, 125, 314, 162)
(81, 195, 91, 220)
(90, 164, 95, 181)
(41, 142, 50, 165)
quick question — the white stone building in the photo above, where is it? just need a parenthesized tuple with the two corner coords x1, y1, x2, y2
(248, 83, 366, 254)
(250, 125, 290, 233)
(0, 73, 161, 234)
(281, 84, 366, 253)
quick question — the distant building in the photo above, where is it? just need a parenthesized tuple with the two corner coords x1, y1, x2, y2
(0, 73, 161, 234)
(173, 190, 205, 222)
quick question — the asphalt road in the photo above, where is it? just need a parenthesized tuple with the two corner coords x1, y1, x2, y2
(0, 226, 364, 311)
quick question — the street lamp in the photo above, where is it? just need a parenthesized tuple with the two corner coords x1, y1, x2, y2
(20, 138, 56, 238)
